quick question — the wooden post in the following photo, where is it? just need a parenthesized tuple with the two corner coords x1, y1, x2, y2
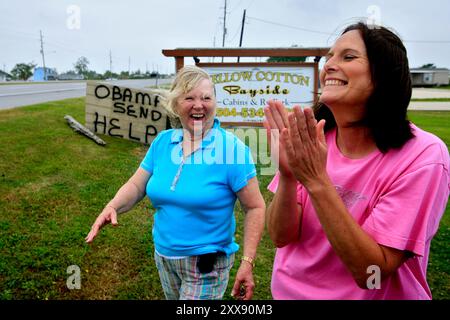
(64, 115, 106, 146)
(175, 56, 184, 72)
(314, 56, 322, 105)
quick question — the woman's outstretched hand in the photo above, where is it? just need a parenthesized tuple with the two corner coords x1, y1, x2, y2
(85, 206, 119, 244)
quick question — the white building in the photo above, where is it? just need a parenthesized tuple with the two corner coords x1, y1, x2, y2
(0, 70, 11, 81)
(410, 68, 449, 86)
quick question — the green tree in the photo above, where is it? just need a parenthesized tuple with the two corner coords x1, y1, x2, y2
(85, 70, 104, 80)
(420, 63, 436, 69)
(10, 62, 36, 80)
(103, 70, 119, 80)
(267, 56, 306, 63)
(119, 71, 130, 79)
(74, 56, 90, 76)
(267, 44, 307, 63)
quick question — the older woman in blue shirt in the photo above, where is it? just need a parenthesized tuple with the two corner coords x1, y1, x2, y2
(86, 65, 265, 300)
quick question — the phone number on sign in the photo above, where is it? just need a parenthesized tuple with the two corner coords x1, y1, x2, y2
(216, 107, 265, 118)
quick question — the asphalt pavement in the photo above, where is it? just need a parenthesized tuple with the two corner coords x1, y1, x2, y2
(0, 82, 85, 110)
(0, 79, 172, 110)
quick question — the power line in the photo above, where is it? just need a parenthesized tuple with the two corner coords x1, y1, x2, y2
(246, 16, 450, 44)
(229, 0, 245, 13)
(244, 0, 257, 10)
(247, 16, 335, 36)
(404, 40, 450, 43)
(225, 0, 247, 45)
(228, 23, 243, 43)
(0, 27, 40, 40)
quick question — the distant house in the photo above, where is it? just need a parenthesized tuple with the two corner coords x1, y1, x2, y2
(58, 73, 84, 80)
(410, 68, 449, 86)
(0, 70, 12, 81)
(33, 67, 58, 81)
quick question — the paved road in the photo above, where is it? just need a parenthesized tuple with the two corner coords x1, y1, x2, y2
(411, 88, 450, 99)
(408, 101, 450, 111)
(0, 82, 449, 111)
(0, 82, 85, 110)
(409, 87, 450, 110)
(0, 78, 172, 110)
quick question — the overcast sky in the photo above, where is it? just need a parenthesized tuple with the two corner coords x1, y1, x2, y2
(1, 0, 449, 74)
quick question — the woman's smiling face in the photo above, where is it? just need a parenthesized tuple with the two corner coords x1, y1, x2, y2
(176, 78, 216, 137)
(319, 30, 374, 113)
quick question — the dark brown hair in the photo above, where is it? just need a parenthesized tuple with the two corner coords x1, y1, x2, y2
(314, 22, 414, 152)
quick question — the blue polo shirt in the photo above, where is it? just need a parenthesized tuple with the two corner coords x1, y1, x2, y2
(140, 118, 256, 257)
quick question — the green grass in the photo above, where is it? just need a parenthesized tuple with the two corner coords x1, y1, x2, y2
(146, 83, 171, 90)
(408, 111, 450, 299)
(408, 111, 450, 146)
(411, 98, 450, 102)
(433, 85, 450, 90)
(0, 101, 448, 299)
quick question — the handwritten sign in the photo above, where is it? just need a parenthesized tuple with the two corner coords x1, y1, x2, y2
(85, 81, 170, 144)
(200, 63, 317, 125)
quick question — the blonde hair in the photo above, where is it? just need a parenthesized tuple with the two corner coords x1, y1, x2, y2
(166, 65, 215, 117)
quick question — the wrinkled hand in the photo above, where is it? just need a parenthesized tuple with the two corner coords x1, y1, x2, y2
(282, 106, 328, 190)
(264, 100, 294, 178)
(231, 262, 255, 300)
(85, 206, 118, 244)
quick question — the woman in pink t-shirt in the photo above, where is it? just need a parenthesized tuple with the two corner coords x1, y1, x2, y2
(264, 22, 449, 299)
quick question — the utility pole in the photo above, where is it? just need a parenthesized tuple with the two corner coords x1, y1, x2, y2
(128, 56, 131, 75)
(109, 50, 112, 79)
(212, 36, 216, 62)
(40, 30, 46, 81)
(237, 9, 246, 63)
(221, 0, 227, 62)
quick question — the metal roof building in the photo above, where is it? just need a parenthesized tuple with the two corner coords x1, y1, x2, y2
(410, 68, 449, 86)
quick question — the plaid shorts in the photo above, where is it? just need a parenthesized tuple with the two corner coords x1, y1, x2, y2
(154, 251, 235, 300)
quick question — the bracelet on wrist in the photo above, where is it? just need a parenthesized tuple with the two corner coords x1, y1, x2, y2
(241, 255, 255, 268)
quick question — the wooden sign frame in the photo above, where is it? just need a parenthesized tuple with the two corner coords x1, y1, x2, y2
(162, 47, 329, 127)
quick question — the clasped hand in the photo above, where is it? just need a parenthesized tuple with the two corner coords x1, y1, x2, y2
(264, 100, 328, 190)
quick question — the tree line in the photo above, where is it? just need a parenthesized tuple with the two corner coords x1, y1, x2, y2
(7, 56, 441, 81)
(8, 56, 164, 81)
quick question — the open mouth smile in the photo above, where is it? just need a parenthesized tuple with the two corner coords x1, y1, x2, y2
(190, 114, 205, 120)
(324, 79, 348, 86)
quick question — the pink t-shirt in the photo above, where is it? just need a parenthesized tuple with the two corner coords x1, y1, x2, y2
(268, 125, 449, 300)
